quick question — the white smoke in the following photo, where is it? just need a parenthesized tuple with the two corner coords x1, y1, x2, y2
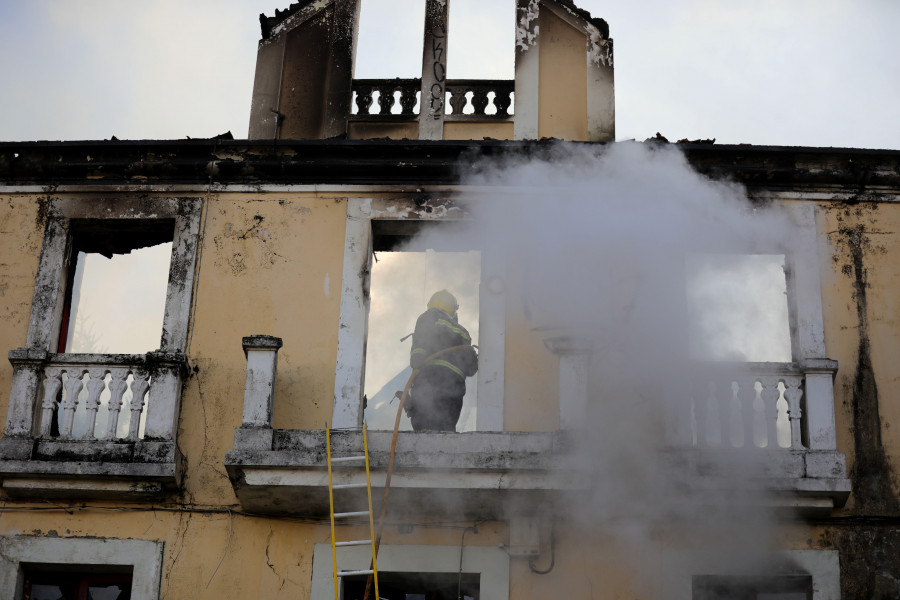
(459, 141, 800, 597)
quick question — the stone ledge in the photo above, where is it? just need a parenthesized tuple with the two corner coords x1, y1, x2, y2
(2, 477, 164, 500)
(225, 430, 852, 519)
(0, 438, 181, 500)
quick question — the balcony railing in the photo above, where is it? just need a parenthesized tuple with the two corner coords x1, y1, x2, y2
(351, 79, 514, 121)
(0, 348, 188, 499)
(227, 337, 849, 517)
(683, 360, 839, 452)
(37, 356, 151, 441)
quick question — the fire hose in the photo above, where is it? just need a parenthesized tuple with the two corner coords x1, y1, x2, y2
(362, 344, 473, 600)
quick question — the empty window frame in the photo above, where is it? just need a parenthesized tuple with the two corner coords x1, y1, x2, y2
(693, 575, 812, 600)
(683, 203, 827, 366)
(446, 0, 514, 80)
(364, 222, 481, 431)
(334, 199, 505, 431)
(60, 219, 174, 355)
(0, 537, 163, 600)
(311, 543, 508, 600)
(25, 198, 201, 355)
(24, 567, 132, 600)
(682, 204, 835, 450)
(47, 221, 175, 440)
(662, 549, 840, 600)
(343, 571, 479, 600)
(3, 197, 201, 444)
(685, 253, 792, 363)
(355, 0, 426, 79)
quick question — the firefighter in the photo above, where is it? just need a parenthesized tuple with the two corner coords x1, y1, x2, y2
(406, 290, 478, 431)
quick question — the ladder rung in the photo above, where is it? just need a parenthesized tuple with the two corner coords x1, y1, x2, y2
(332, 482, 368, 489)
(334, 510, 370, 518)
(335, 539, 371, 547)
(330, 455, 367, 464)
(337, 569, 375, 577)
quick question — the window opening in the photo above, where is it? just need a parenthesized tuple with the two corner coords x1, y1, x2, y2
(355, 0, 426, 79)
(364, 248, 480, 432)
(343, 571, 479, 600)
(693, 574, 812, 600)
(685, 253, 792, 363)
(446, 0, 514, 79)
(63, 221, 174, 355)
(53, 220, 174, 440)
(686, 254, 794, 449)
(24, 566, 133, 600)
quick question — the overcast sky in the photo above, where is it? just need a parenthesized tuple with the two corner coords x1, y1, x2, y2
(1, 0, 897, 149)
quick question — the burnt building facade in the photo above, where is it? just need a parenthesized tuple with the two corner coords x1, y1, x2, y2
(1, 1, 899, 599)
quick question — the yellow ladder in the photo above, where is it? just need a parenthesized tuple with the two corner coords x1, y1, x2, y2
(326, 423, 380, 600)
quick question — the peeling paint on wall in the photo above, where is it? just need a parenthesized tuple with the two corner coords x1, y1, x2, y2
(585, 24, 612, 67)
(517, 0, 541, 52)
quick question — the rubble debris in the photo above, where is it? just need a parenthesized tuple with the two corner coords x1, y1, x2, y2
(677, 137, 715, 144)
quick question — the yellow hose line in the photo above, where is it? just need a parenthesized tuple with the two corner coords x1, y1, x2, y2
(326, 423, 339, 600)
(363, 424, 380, 600)
(363, 345, 472, 599)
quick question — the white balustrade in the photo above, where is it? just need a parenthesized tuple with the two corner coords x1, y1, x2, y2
(688, 362, 835, 450)
(37, 358, 152, 441)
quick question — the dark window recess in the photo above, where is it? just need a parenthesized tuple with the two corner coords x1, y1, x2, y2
(693, 575, 812, 600)
(69, 219, 175, 258)
(371, 219, 468, 252)
(343, 571, 479, 600)
(25, 568, 132, 600)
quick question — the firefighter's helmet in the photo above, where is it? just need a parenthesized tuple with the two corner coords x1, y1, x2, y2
(427, 289, 459, 317)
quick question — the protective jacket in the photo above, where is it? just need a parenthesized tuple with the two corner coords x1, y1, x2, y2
(407, 307, 478, 431)
(409, 308, 478, 377)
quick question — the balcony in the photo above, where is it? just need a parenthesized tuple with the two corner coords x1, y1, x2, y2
(226, 336, 850, 519)
(0, 349, 187, 500)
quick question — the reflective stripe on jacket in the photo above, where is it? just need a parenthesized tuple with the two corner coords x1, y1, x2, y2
(410, 307, 476, 379)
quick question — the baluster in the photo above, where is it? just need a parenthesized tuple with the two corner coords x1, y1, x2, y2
(783, 376, 805, 449)
(378, 87, 396, 115)
(665, 376, 695, 447)
(709, 379, 728, 446)
(127, 370, 150, 440)
(448, 87, 468, 115)
(399, 86, 418, 115)
(715, 378, 734, 446)
(60, 369, 85, 439)
(82, 368, 106, 440)
(737, 377, 757, 448)
(355, 86, 373, 116)
(105, 368, 129, 439)
(759, 376, 780, 448)
(471, 88, 489, 116)
(694, 380, 706, 447)
(691, 379, 708, 447)
(39, 367, 64, 437)
(494, 89, 512, 117)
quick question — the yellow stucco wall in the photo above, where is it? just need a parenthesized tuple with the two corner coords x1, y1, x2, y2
(444, 122, 515, 141)
(821, 201, 900, 511)
(538, 10, 589, 141)
(0, 196, 43, 404)
(348, 121, 515, 141)
(503, 260, 560, 431)
(1, 190, 898, 598)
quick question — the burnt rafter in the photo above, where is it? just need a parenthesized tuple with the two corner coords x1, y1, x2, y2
(1, 140, 899, 189)
(260, 0, 322, 39)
